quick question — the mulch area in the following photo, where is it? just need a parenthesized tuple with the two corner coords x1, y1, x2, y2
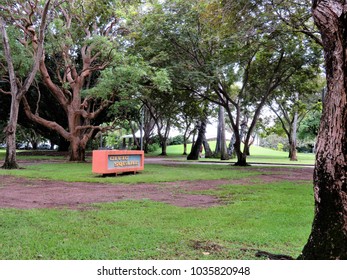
(0, 157, 314, 210)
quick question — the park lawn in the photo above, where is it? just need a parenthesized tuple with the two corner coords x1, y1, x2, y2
(1, 145, 315, 165)
(156, 144, 315, 165)
(0, 181, 313, 260)
(0, 158, 314, 260)
(0, 149, 66, 161)
(0, 162, 262, 184)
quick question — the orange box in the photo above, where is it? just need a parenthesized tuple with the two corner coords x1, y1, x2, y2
(92, 150, 144, 175)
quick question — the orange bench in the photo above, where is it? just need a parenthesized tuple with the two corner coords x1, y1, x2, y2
(92, 150, 144, 175)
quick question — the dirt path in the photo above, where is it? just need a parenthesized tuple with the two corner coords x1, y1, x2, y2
(0, 161, 313, 209)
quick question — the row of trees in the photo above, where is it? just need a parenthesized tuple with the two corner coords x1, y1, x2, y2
(1, 0, 323, 167)
(2, 0, 347, 259)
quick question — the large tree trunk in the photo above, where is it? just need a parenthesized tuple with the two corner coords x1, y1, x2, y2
(160, 141, 168, 156)
(233, 137, 249, 166)
(235, 150, 248, 166)
(299, 0, 347, 259)
(288, 140, 297, 161)
(69, 137, 86, 161)
(187, 120, 206, 160)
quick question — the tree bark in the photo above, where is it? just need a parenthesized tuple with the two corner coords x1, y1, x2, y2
(234, 149, 248, 166)
(187, 120, 206, 160)
(215, 106, 222, 155)
(160, 141, 168, 156)
(233, 136, 249, 166)
(290, 93, 299, 161)
(2, 99, 19, 169)
(289, 140, 297, 161)
(1, 17, 19, 169)
(1, 1, 50, 169)
(299, 0, 347, 259)
(219, 106, 229, 160)
(202, 134, 213, 158)
(183, 142, 187, 155)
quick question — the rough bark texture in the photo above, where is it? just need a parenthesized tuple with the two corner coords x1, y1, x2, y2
(299, 0, 347, 259)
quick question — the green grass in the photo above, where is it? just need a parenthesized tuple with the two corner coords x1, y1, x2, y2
(155, 143, 315, 165)
(1, 144, 315, 165)
(242, 146, 315, 165)
(0, 181, 314, 260)
(0, 148, 315, 259)
(0, 162, 262, 184)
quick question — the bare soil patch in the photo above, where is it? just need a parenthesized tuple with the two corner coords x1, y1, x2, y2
(0, 166, 313, 210)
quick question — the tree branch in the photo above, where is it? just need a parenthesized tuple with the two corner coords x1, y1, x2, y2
(22, 95, 71, 141)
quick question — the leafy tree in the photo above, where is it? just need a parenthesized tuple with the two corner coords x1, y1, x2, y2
(268, 76, 323, 160)
(130, 1, 204, 156)
(155, 0, 322, 165)
(0, 0, 51, 169)
(270, 0, 322, 46)
(21, 0, 145, 161)
(298, 105, 322, 142)
(142, 85, 186, 156)
(176, 94, 205, 155)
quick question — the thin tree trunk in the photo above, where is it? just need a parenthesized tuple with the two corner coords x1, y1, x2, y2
(290, 93, 298, 161)
(243, 144, 250, 157)
(0, 2, 50, 169)
(183, 142, 187, 155)
(202, 135, 213, 158)
(299, 0, 347, 259)
(215, 106, 222, 155)
(228, 133, 236, 158)
(2, 98, 19, 169)
(219, 106, 229, 160)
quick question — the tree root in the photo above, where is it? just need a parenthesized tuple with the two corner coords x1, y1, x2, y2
(255, 250, 294, 260)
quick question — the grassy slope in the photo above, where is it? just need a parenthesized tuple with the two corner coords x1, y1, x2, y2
(152, 143, 315, 165)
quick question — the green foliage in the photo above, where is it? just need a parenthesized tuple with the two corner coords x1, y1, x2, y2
(0, 121, 6, 143)
(0, 26, 33, 77)
(260, 134, 289, 152)
(84, 56, 171, 99)
(147, 143, 160, 153)
(277, 143, 284, 152)
(298, 109, 322, 141)
(169, 135, 185, 145)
